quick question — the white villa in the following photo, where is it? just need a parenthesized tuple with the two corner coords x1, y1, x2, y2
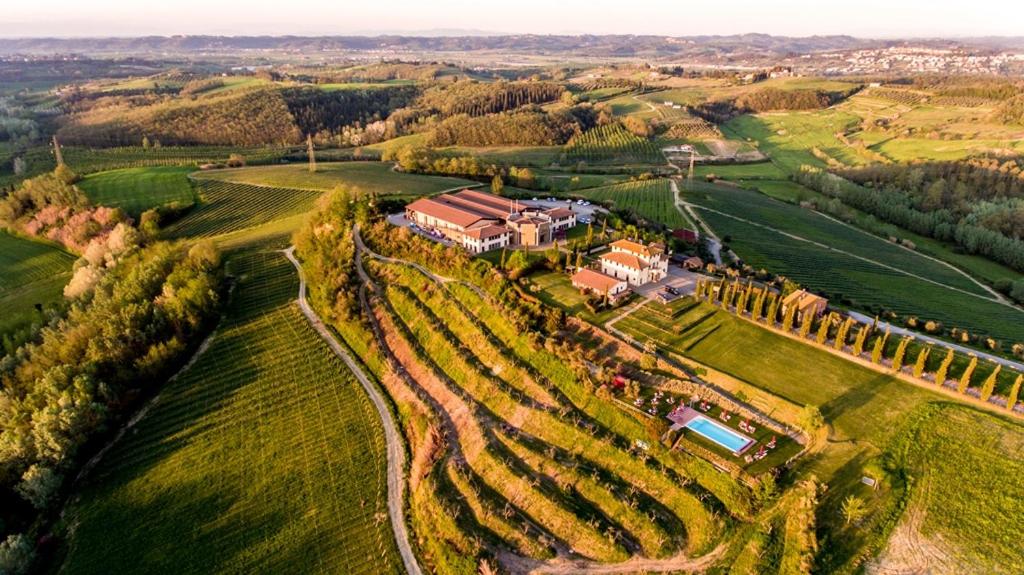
(599, 239, 669, 286)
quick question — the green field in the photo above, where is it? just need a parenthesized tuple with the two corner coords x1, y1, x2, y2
(58, 250, 401, 575)
(683, 181, 1024, 344)
(77, 166, 196, 215)
(693, 162, 787, 180)
(565, 124, 665, 165)
(197, 162, 477, 195)
(571, 179, 691, 229)
(723, 111, 867, 172)
(166, 179, 322, 239)
(616, 300, 1024, 575)
(0, 230, 75, 337)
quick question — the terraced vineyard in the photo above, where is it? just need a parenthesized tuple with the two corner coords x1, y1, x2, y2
(0, 230, 75, 337)
(683, 183, 1024, 343)
(573, 179, 690, 229)
(363, 258, 749, 568)
(165, 179, 322, 238)
(59, 250, 401, 575)
(564, 124, 665, 165)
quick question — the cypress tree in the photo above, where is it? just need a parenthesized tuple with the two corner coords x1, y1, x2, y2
(816, 313, 833, 345)
(979, 364, 1001, 402)
(892, 337, 912, 372)
(852, 325, 869, 356)
(575, 251, 583, 270)
(912, 347, 931, 378)
(934, 348, 955, 387)
(871, 329, 890, 365)
(834, 317, 854, 351)
(782, 301, 797, 332)
(958, 355, 978, 394)
(766, 293, 780, 326)
(1007, 374, 1022, 412)
(799, 311, 814, 339)
(499, 247, 507, 270)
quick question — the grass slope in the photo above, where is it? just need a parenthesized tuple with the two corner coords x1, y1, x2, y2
(77, 166, 196, 216)
(0, 230, 75, 336)
(59, 250, 401, 575)
(198, 162, 477, 196)
(165, 180, 322, 239)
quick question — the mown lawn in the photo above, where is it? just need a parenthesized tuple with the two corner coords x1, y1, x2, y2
(59, 250, 401, 575)
(527, 270, 628, 325)
(77, 166, 196, 216)
(198, 162, 477, 195)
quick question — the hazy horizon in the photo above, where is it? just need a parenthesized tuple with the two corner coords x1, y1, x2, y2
(2, 0, 1020, 40)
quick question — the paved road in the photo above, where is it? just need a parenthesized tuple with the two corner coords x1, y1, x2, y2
(283, 247, 423, 575)
(846, 310, 1024, 373)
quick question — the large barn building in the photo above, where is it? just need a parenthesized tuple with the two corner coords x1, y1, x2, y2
(404, 189, 576, 253)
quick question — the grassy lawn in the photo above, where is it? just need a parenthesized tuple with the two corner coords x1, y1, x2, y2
(694, 162, 787, 180)
(527, 270, 628, 325)
(58, 250, 401, 575)
(77, 166, 197, 216)
(197, 162, 477, 195)
(0, 230, 75, 337)
(723, 111, 866, 172)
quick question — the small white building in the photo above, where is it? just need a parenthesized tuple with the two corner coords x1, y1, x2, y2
(571, 268, 629, 301)
(599, 239, 669, 286)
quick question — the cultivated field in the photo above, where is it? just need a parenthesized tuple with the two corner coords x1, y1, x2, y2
(77, 166, 196, 216)
(571, 179, 691, 229)
(165, 179, 322, 239)
(197, 162, 476, 195)
(59, 250, 401, 575)
(0, 230, 75, 338)
(564, 124, 665, 165)
(683, 181, 1024, 344)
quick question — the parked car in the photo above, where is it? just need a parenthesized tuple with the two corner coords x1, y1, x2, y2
(532, 197, 538, 201)
(664, 285, 680, 296)
(576, 199, 584, 205)
(579, 217, 590, 224)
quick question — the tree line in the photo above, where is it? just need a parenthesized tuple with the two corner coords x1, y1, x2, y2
(0, 239, 222, 567)
(796, 166, 1024, 276)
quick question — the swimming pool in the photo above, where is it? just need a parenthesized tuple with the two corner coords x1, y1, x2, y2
(684, 415, 754, 454)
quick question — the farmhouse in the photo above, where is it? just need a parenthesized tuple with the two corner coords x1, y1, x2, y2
(571, 268, 629, 301)
(405, 189, 576, 253)
(599, 239, 669, 286)
(782, 289, 828, 321)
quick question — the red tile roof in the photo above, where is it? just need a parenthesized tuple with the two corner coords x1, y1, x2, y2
(463, 225, 509, 240)
(610, 239, 657, 258)
(600, 251, 646, 270)
(406, 197, 493, 229)
(572, 269, 624, 294)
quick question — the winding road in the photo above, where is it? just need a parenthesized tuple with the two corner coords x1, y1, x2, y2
(283, 247, 423, 575)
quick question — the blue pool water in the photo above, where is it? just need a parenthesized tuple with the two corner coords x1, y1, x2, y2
(685, 416, 753, 453)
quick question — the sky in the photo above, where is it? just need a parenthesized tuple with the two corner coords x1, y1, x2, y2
(1, 0, 1021, 39)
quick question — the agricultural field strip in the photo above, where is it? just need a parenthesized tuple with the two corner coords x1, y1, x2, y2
(691, 209, 1024, 344)
(59, 252, 400, 573)
(687, 201, 1004, 304)
(0, 231, 76, 291)
(283, 247, 423, 575)
(810, 209, 1008, 303)
(573, 179, 689, 229)
(165, 179, 322, 238)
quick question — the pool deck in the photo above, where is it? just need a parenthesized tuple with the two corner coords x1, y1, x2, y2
(668, 406, 755, 454)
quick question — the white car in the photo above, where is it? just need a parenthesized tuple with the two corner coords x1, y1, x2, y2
(532, 197, 538, 201)
(583, 201, 591, 206)
(576, 199, 584, 205)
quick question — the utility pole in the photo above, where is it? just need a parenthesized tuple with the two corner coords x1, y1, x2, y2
(688, 148, 695, 185)
(52, 135, 65, 167)
(307, 134, 316, 173)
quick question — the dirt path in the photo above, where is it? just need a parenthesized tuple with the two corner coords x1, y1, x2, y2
(283, 247, 423, 575)
(672, 179, 722, 265)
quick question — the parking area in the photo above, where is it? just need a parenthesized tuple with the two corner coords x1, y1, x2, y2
(386, 212, 455, 247)
(519, 197, 605, 224)
(632, 266, 707, 303)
